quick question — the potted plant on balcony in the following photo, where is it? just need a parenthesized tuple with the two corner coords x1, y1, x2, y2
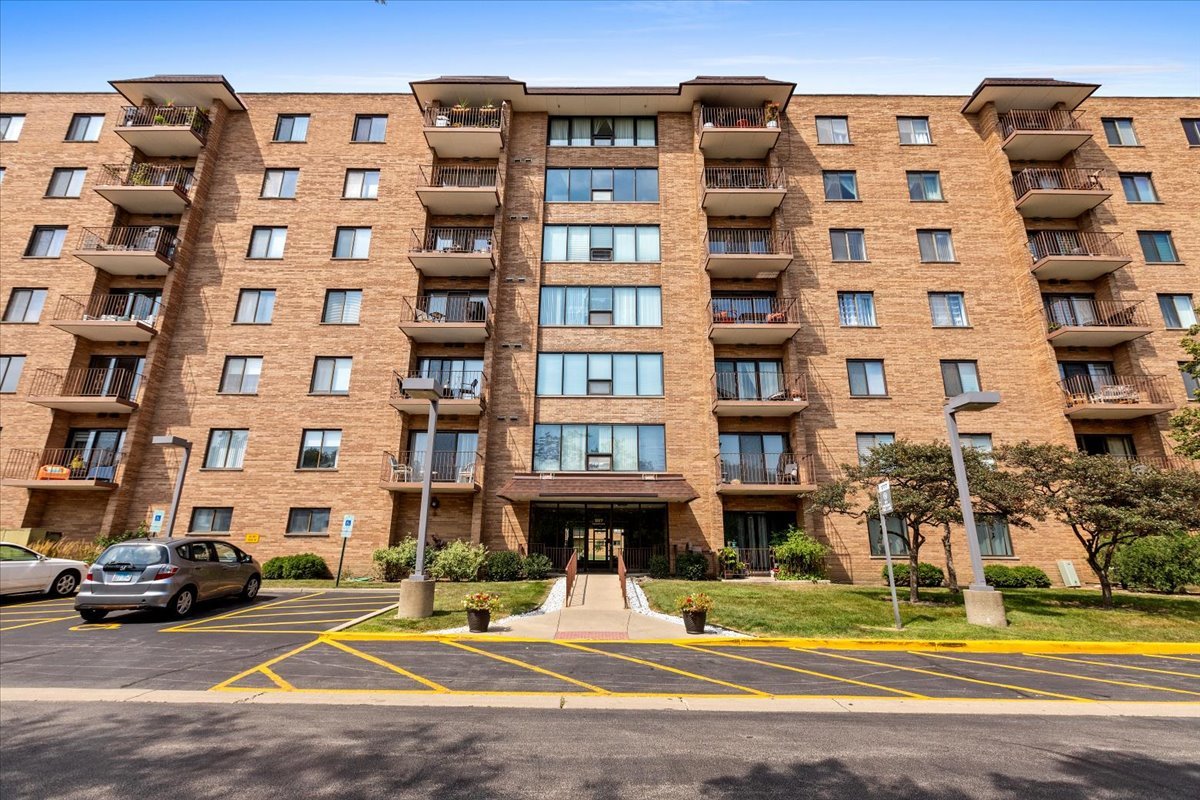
(718, 547, 747, 580)
(677, 592, 714, 634)
(764, 102, 780, 128)
(464, 591, 501, 633)
(480, 99, 497, 114)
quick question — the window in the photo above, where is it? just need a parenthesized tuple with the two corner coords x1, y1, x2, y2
(548, 116, 656, 147)
(333, 227, 372, 259)
(322, 290, 362, 324)
(897, 116, 932, 145)
(868, 516, 909, 556)
(830, 229, 867, 261)
(917, 229, 956, 262)
(715, 360, 787, 401)
(190, 507, 233, 534)
(1077, 433, 1137, 458)
(343, 169, 379, 199)
(273, 114, 309, 142)
(815, 116, 850, 144)
(298, 429, 341, 469)
(837, 292, 876, 327)
(25, 226, 68, 258)
(287, 508, 330, 535)
(3, 289, 47, 323)
(66, 114, 104, 142)
(977, 515, 1014, 557)
(1102, 118, 1139, 146)
(310, 357, 352, 394)
(540, 286, 661, 327)
(960, 433, 994, 453)
(0, 167, 5, 183)
(352, 115, 387, 142)
(219, 356, 262, 394)
(907, 171, 943, 201)
(1137, 231, 1179, 263)
(929, 292, 969, 327)
(1120, 173, 1159, 203)
(941, 360, 981, 396)
(1181, 363, 1200, 401)
(856, 433, 895, 464)
(0, 355, 25, 393)
(204, 429, 248, 469)
(533, 424, 666, 472)
(847, 360, 887, 397)
(1184, 119, 1200, 146)
(247, 227, 287, 259)
(0, 114, 25, 141)
(544, 168, 658, 202)
(541, 225, 660, 262)
(260, 168, 299, 199)
(536, 353, 663, 397)
(823, 171, 859, 201)
(234, 289, 275, 324)
(45, 168, 86, 198)
(1159, 294, 1197, 329)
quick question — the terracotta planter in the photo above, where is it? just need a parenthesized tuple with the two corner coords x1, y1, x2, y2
(682, 610, 707, 634)
(467, 609, 491, 633)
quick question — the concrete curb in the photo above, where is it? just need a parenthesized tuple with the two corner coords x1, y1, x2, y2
(327, 603, 399, 632)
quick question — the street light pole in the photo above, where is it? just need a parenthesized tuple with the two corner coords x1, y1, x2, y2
(944, 407, 989, 593)
(395, 376, 444, 619)
(412, 395, 438, 581)
(151, 435, 191, 539)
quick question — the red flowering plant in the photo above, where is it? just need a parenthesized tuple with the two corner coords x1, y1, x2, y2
(676, 592, 715, 613)
(463, 592, 502, 612)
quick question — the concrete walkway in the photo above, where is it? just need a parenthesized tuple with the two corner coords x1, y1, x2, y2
(498, 573, 684, 639)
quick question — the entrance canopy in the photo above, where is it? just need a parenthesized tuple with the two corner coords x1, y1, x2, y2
(497, 473, 699, 503)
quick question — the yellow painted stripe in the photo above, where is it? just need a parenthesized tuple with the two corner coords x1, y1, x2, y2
(0, 598, 77, 609)
(0, 615, 77, 631)
(185, 617, 362, 629)
(259, 666, 295, 691)
(1026, 653, 1200, 679)
(210, 639, 321, 690)
(177, 627, 332, 635)
(1146, 654, 1200, 665)
(322, 639, 448, 692)
(164, 592, 328, 631)
(440, 640, 610, 695)
(792, 648, 1092, 702)
(920, 652, 1200, 698)
(673, 642, 927, 699)
(0, 607, 83, 617)
(558, 641, 769, 697)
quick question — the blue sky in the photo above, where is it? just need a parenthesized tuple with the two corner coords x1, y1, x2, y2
(1, 1, 1197, 96)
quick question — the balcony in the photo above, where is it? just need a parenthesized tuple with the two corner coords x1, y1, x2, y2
(95, 163, 192, 214)
(379, 450, 480, 493)
(398, 296, 490, 343)
(1, 448, 123, 491)
(704, 229, 793, 278)
(1012, 168, 1110, 218)
(701, 167, 786, 216)
(1044, 299, 1153, 347)
(416, 165, 502, 215)
(1061, 375, 1174, 419)
(422, 105, 505, 158)
(709, 297, 801, 344)
(50, 294, 161, 342)
(716, 453, 816, 495)
(389, 370, 485, 416)
(408, 227, 495, 277)
(115, 105, 211, 156)
(713, 372, 808, 417)
(73, 226, 178, 276)
(698, 105, 781, 158)
(998, 108, 1092, 160)
(1089, 455, 1199, 473)
(1028, 231, 1131, 281)
(26, 368, 142, 414)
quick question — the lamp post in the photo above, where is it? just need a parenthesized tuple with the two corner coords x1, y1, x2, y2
(942, 391, 1007, 627)
(151, 435, 191, 539)
(396, 376, 442, 619)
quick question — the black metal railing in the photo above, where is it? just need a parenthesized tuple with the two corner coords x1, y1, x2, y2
(76, 226, 179, 263)
(705, 228, 792, 256)
(119, 105, 211, 140)
(380, 450, 480, 485)
(391, 370, 486, 402)
(411, 227, 495, 254)
(98, 163, 194, 194)
(710, 296, 800, 325)
(1044, 299, 1150, 331)
(716, 452, 815, 486)
(1060, 374, 1172, 409)
(999, 108, 1085, 138)
(53, 293, 162, 326)
(423, 105, 503, 130)
(3, 447, 124, 483)
(1013, 168, 1106, 199)
(713, 371, 807, 403)
(703, 167, 786, 190)
(402, 295, 490, 324)
(420, 165, 500, 191)
(1028, 230, 1127, 262)
(28, 367, 142, 403)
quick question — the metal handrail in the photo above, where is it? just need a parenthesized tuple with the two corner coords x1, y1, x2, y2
(98, 162, 194, 193)
(705, 228, 792, 256)
(419, 165, 501, 192)
(621, 546, 666, 573)
(528, 545, 577, 571)
(76, 226, 179, 262)
(1043, 298, 1150, 331)
(703, 167, 786, 190)
(1012, 168, 1106, 199)
(710, 296, 800, 325)
(379, 449, 480, 485)
(1060, 374, 1172, 409)
(712, 371, 807, 403)
(119, 105, 211, 140)
(999, 108, 1085, 137)
(54, 293, 162, 325)
(617, 551, 628, 609)
(28, 367, 142, 403)
(716, 452, 815, 486)
(2, 447, 124, 483)
(1028, 230, 1127, 261)
(411, 227, 495, 254)
(391, 370, 486, 402)
(565, 550, 579, 607)
(401, 295, 490, 324)
(699, 105, 779, 129)
(423, 105, 503, 130)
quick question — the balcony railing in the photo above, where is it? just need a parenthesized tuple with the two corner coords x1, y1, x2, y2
(1044, 299, 1150, 331)
(713, 371, 807, 403)
(1028, 231, 1127, 262)
(77, 226, 179, 263)
(706, 228, 792, 257)
(99, 162, 194, 193)
(423, 105, 504, 130)
(999, 108, 1085, 137)
(28, 367, 142, 403)
(54, 293, 162, 325)
(1012, 168, 1105, 199)
(716, 452, 814, 486)
(402, 295, 489, 324)
(700, 106, 778, 129)
(703, 167, 786, 190)
(380, 450, 480, 485)
(411, 227, 495, 254)
(710, 296, 799, 325)
(119, 105, 211, 139)
(1089, 454, 1199, 473)
(419, 165, 500, 191)
(391, 370, 486, 402)
(1060, 374, 1172, 409)
(2, 447, 124, 484)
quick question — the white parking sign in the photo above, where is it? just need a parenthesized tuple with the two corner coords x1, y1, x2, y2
(877, 481, 893, 514)
(341, 515, 355, 538)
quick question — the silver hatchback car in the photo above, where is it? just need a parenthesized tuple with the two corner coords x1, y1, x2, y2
(75, 538, 261, 622)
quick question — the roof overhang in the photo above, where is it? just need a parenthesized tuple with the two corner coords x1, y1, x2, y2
(496, 473, 700, 503)
(110, 75, 246, 111)
(961, 78, 1099, 114)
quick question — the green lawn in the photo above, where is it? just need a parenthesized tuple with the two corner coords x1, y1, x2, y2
(263, 578, 398, 590)
(349, 580, 553, 633)
(639, 580, 1200, 642)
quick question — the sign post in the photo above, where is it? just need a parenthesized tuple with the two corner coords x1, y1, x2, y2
(335, 515, 354, 588)
(877, 481, 903, 630)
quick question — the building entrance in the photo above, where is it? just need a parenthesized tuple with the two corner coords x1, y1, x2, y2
(530, 503, 668, 572)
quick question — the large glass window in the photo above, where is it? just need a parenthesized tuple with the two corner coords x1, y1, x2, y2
(1076, 433, 1137, 458)
(1159, 294, 1197, 329)
(1181, 362, 1200, 401)
(868, 516, 909, 556)
(1120, 173, 1159, 203)
(332, 227, 372, 259)
(544, 168, 657, 202)
(0, 355, 25, 393)
(1184, 119, 1200, 146)
(406, 431, 480, 483)
(815, 116, 850, 144)
(977, 515, 1014, 557)
(897, 116, 932, 145)
(714, 360, 786, 401)
(322, 290, 363, 324)
(830, 229, 867, 261)
(219, 356, 262, 394)
(542, 225, 660, 262)
(190, 507, 233, 534)
(847, 360, 887, 397)
(287, 508, 330, 535)
(261, 168, 299, 199)
(25, 226, 68, 258)
(823, 171, 859, 200)
(907, 171, 943, 201)
(539, 286, 660, 326)
(343, 169, 380, 199)
(856, 432, 895, 464)
(204, 429, 248, 469)
(718, 434, 791, 484)
(1102, 118, 1139, 146)
(234, 289, 275, 324)
(941, 360, 981, 396)
(548, 116, 655, 147)
(1138, 231, 1179, 263)
(415, 358, 485, 399)
(837, 292, 876, 326)
(46, 168, 86, 197)
(247, 227, 287, 259)
(533, 424, 666, 472)
(917, 230, 956, 262)
(537, 353, 663, 397)
(929, 292, 969, 327)
(352, 115, 387, 142)
(273, 114, 309, 142)
(3, 289, 47, 323)
(0, 114, 25, 141)
(310, 357, 352, 394)
(66, 113, 104, 142)
(298, 429, 341, 469)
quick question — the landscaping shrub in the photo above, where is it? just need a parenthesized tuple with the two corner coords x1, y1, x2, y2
(522, 553, 553, 580)
(884, 562, 944, 588)
(675, 551, 708, 581)
(486, 550, 525, 581)
(262, 553, 329, 580)
(95, 523, 150, 551)
(429, 540, 487, 581)
(1114, 535, 1200, 593)
(984, 564, 1051, 589)
(648, 554, 671, 579)
(371, 537, 433, 581)
(771, 527, 828, 580)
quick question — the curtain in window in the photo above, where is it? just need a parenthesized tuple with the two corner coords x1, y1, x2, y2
(636, 227, 660, 261)
(636, 118, 656, 145)
(614, 118, 635, 146)
(613, 288, 637, 325)
(540, 287, 566, 325)
(613, 227, 636, 262)
(637, 288, 661, 325)
(570, 118, 591, 146)
(757, 362, 782, 399)
(565, 287, 588, 324)
(549, 118, 570, 146)
(613, 427, 638, 471)
(542, 226, 567, 261)
(567, 226, 590, 261)
(637, 426, 666, 471)
(562, 425, 586, 470)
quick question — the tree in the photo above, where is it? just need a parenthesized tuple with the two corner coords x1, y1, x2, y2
(1169, 309, 1200, 458)
(999, 443, 1200, 606)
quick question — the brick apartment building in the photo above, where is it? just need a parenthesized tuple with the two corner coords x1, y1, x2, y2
(1, 74, 1197, 583)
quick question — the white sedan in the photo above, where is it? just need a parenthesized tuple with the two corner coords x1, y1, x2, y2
(0, 542, 88, 598)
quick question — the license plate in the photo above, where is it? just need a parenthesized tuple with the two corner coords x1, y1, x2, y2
(112, 573, 136, 583)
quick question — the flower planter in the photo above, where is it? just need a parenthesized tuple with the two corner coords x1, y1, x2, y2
(682, 610, 707, 634)
(467, 609, 491, 633)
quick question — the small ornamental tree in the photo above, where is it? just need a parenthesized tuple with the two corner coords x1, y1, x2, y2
(999, 443, 1200, 606)
(1169, 309, 1200, 459)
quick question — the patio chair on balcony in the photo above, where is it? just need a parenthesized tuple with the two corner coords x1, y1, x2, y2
(1091, 385, 1140, 404)
(387, 454, 412, 482)
(779, 462, 800, 484)
(457, 378, 479, 400)
(457, 463, 475, 483)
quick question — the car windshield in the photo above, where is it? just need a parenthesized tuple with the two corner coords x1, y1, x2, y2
(96, 544, 167, 568)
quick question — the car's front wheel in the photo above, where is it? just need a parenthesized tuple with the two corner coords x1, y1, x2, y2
(167, 587, 197, 619)
(78, 609, 108, 623)
(240, 574, 261, 600)
(49, 570, 80, 598)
